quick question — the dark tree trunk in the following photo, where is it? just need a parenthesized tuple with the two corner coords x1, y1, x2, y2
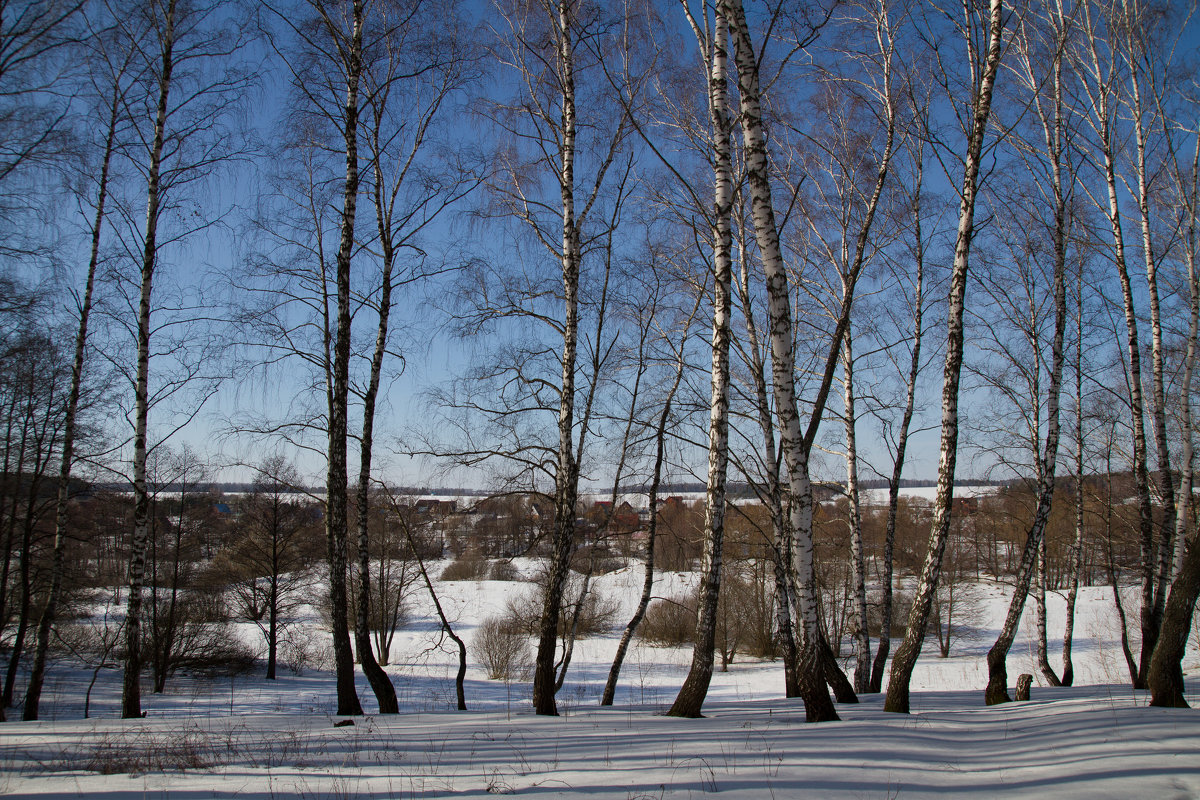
(1147, 534, 1200, 707)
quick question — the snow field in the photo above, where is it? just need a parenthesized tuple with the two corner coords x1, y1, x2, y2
(0, 560, 1197, 798)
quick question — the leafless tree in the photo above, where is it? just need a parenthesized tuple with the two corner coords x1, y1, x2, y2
(0, 0, 83, 260)
(981, 0, 1075, 704)
(665, 0, 737, 720)
(1070, 0, 1159, 688)
(868, 137, 932, 693)
(224, 456, 317, 680)
(1146, 43, 1200, 709)
(431, 0, 633, 716)
(25, 0, 143, 721)
(884, 0, 1005, 715)
(602, 265, 703, 706)
(350, 0, 475, 715)
(116, 0, 251, 719)
(0, 331, 68, 714)
(724, 0, 899, 720)
(382, 488, 468, 710)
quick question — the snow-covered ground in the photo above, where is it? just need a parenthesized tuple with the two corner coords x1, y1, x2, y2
(2, 562, 1197, 798)
(857, 484, 999, 505)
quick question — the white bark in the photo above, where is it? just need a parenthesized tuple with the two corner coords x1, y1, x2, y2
(1123, 23, 1175, 658)
(533, 0, 582, 717)
(885, 0, 1004, 715)
(667, 0, 735, 719)
(123, 0, 177, 720)
(1075, 0, 1156, 687)
(324, 0, 366, 718)
(984, 4, 1071, 702)
(843, 329, 870, 693)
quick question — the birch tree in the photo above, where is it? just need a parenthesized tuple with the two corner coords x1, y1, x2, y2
(868, 141, 930, 693)
(117, 0, 250, 720)
(0, 331, 67, 714)
(720, 0, 896, 720)
(666, 0, 736, 719)
(432, 0, 632, 716)
(1071, 0, 1158, 688)
(1145, 62, 1200, 710)
(1059, 254, 1087, 686)
(245, 0, 373, 715)
(1116, 2, 1179, 663)
(351, 0, 474, 716)
(322, 0, 367, 717)
(24, 0, 140, 721)
(602, 275, 701, 706)
(258, 0, 460, 716)
(0, 0, 82, 262)
(884, 0, 1004, 715)
(729, 207, 801, 697)
(982, 0, 1075, 703)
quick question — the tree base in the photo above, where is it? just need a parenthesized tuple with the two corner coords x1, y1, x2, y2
(1148, 690, 1190, 708)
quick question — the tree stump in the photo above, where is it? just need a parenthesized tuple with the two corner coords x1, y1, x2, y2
(1015, 674, 1033, 702)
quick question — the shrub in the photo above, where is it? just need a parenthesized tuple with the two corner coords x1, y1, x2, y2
(637, 571, 778, 668)
(589, 555, 627, 575)
(475, 616, 530, 681)
(868, 585, 914, 639)
(277, 626, 331, 676)
(82, 729, 214, 775)
(440, 550, 489, 581)
(487, 559, 522, 581)
(141, 588, 257, 683)
(721, 570, 777, 661)
(638, 594, 696, 647)
(503, 577, 618, 639)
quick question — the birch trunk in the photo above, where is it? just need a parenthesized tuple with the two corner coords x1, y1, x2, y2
(885, 0, 1004, 715)
(869, 202, 925, 694)
(1148, 532, 1200, 706)
(326, 0, 365, 718)
(724, 0, 838, 722)
(843, 330, 870, 693)
(734, 244, 800, 697)
(532, 0, 582, 717)
(1102, 443, 1140, 685)
(1062, 273, 1085, 688)
(984, 11, 1070, 700)
(352, 129, 400, 714)
(123, 0, 177, 720)
(22, 73, 123, 718)
(1146, 95, 1200, 709)
(667, 0, 734, 719)
(602, 296, 693, 706)
(1127, 57, 1174, 678)
(1172, 240, 1197, 591)
(267, 527, 279, 680)
(1079, 3, 1156, 689)
(1036, 535, 1062, 686)
(1171, 137, 1199, 583)
(726, 0, 897, 719)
